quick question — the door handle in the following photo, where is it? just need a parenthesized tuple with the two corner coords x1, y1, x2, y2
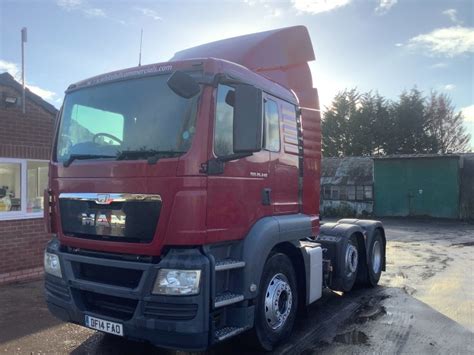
(262, 188, 271, 206)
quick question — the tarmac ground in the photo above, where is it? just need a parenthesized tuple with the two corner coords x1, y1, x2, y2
(1, 218, 473, 354)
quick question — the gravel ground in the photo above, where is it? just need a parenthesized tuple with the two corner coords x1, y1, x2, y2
(0, 218, 473, 354)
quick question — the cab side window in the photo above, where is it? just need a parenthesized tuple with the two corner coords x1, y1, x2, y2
(264, 99, 280, 152)
(214, 84, 234, 156)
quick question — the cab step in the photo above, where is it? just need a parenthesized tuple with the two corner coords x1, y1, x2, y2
(214, 292, 244, 308)
(215, 259, 246, 271)
(214, 326, 248, 342)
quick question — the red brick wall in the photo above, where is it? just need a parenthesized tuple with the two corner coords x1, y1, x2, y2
(0, 84, 56, 284)
(0, 86, 55, 160)
(0, 219, 50, 284)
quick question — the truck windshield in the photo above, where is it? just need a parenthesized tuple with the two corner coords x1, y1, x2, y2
(56, 73, 200, 163)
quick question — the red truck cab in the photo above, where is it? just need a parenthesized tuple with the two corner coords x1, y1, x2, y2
(44, 26, 385, 351)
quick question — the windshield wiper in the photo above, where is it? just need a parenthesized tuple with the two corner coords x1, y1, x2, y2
(116, 150, 186, 164)
(63, 154, 116, 167)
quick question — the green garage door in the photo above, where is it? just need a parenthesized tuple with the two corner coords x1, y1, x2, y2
(374, 157, 460, 219)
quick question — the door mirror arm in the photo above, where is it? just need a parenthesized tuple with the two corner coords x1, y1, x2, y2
(217, 152, 253, 162)
(201, 152, 254, 175)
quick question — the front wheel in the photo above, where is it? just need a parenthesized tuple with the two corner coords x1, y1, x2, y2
(252, 253, 298, 351)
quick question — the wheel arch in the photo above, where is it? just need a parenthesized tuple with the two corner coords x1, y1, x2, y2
(241, 215, 313, 299)
(337, 219, 386, 271)
(271, 242, 307, 312)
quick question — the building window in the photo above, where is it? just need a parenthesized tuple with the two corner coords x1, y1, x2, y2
(364, 185, 373, 200)
(323, 185, 331, 199)
(27, 161, 49, 213)
(0, 163, 21, 212)
(339, 185, 348, 200)
(347, 185, 356, 200)
(0, 158, 48, 220)
(322, 184, 373, 202)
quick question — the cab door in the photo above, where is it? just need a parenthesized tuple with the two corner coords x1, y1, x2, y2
(206, 84, 271, 243)
(265, 96, 300, 215)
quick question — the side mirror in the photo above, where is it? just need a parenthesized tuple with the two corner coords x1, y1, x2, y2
(167, 71, 200, 99)
(233, 84, 263, 153)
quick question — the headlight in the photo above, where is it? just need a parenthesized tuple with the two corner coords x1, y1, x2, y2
(44, 252, 62, 278)
(152, 269, 201, 295)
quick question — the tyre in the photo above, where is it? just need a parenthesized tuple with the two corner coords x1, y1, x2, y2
(357, 229, 385, 287)
(332, 235, 359, 292)
(364, 229, 384, 287)
(252, 253, 298, 351)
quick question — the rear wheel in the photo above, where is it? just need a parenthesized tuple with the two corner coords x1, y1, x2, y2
(252, 253, 298, 351)
(367, 230, 384, 286)
(357, 229, 384, 287)
(332, 235, 359, 292)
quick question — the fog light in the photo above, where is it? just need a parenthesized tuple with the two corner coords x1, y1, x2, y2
(44, 252, 62, 278)
(152, 269, 201, 295)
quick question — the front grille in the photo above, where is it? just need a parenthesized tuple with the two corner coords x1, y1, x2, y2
(143, 302, 198, 321)
(81, 291, 137, 320)
(45, 278, 70, 301)
(59, 196, 161, 243)
(64, 246, 157, 263)
(73, 262, 143, 289)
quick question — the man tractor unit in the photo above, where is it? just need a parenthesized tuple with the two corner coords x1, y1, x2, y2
(44, 26, 386, 351)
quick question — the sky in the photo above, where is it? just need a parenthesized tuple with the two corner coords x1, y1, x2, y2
(1, 0, 473, 148)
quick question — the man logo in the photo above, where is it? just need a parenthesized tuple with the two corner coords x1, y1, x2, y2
(81, 213, 96, 226)
(96, 194, 111, 205)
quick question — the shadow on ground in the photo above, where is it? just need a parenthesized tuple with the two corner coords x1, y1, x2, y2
(0, 280, 62, 344)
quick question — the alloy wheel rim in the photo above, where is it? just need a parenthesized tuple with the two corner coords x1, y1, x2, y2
(372, 240, 382, 274)
(264, 273, 293, 330)
(345, 243, 358, 277)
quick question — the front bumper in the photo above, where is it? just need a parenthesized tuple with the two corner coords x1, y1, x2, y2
(44, 240, 211, 351)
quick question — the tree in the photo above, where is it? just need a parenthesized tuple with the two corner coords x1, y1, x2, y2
(322, 87, 471, 157)
(425, 92, 471, 153)
(349, 92, 390, 156)
(322, 89, 359, 157)
(388, 88, 433, 154)
(372, 93, 392, 155)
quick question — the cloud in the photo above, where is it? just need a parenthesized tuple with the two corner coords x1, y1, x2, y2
(395, 42, 403, 47)
(443, 84, 456, 91)
(0, 59, 19, 77)
(264, 8, 283, 19)
(375, 0, 397, 15)
(461, 105, 474, 123)
(291, 0, 351, 14)
(407, 26, 474, 57)
(56, 0, 82, 11)
(430, 62, 448, 69)
(241, 0, 283, 20)
(56, 0, 107, 18)
(0, 59, 56, 101)
(83, 8, 106, 18)
(134, 7, 162, 21)
(26, 84, 56, 101)
(443, 9, 463, 25)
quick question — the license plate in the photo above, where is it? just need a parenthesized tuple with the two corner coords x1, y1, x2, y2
(85, 315, 123, 336)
